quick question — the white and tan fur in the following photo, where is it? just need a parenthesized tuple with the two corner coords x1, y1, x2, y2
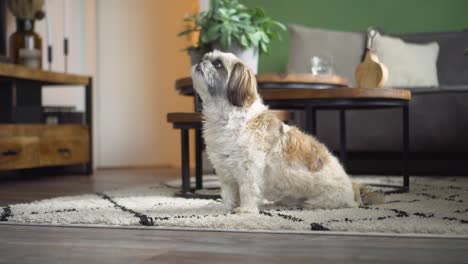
(192, 51, 383, 214)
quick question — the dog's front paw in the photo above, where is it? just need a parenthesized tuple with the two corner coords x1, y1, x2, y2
(233, 206, 258, 214)
(223, 201, 237, 214)
(223, 205, 235, 214)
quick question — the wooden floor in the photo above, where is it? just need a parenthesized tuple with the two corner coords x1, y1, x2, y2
(0, 167, 177, 205)
(0, 168, 467, 264)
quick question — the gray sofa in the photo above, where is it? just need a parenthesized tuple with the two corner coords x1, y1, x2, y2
(288, 27, 468, 174)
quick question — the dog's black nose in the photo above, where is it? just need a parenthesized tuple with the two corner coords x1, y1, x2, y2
(195, 64, 202, 72)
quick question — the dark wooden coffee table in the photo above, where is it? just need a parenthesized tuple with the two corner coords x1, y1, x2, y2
(176, 73, 349, 111)
(176, 74, 412, 193)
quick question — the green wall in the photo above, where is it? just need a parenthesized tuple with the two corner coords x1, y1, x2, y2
(242, 0, 468, 73)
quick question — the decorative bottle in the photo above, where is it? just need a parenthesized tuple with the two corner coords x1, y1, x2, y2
(9, 19, 42, 69)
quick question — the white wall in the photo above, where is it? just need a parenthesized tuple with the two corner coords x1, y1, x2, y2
(96, 0, 196, 168)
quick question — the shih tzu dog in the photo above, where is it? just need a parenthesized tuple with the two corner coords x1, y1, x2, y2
(191, 50, 383, 214)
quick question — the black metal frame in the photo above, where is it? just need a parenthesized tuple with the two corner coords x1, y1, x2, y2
(265, 98, 410, 193)
(84, 77, 93, 175)
(0, 0, 6, 58)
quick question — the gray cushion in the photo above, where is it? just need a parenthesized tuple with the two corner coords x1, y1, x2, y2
(395, 30, 468, 86)
(287, 25, 366, 87)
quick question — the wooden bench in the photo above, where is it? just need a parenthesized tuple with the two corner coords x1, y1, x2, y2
(167, 110, 292, 195)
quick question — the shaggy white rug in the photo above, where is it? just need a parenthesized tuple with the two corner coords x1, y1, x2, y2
(1, 176, 468, 235)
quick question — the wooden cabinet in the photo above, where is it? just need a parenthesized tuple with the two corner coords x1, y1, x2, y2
(0, 63, 93, 174)
(0, 125, 89, 170)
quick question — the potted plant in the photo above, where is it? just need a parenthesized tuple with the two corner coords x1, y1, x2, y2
(178, 0, 285, 73)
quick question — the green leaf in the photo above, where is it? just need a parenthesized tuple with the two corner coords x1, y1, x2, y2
(240, 34, 249, 48)
(277, 23, 286, 31)
(220, 34, 229, 50)
(227, 34, 232, 49)
(254, 7, 266, 17)
(250, 31, 262, 46)
(259, 31, 269, 42)
(218, 8, 228, 18)
(177, 28, 196, 37)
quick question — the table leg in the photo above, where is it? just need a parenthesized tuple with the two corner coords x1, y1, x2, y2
(181, 129, 190, 193)
(402, 104, 410, 190)
(194, 95, 202, 112)
(195, 128, 203, 190)
(305, 106, 316, 135)
(339, 109, 348, 169)
(85, 77, 93, 175)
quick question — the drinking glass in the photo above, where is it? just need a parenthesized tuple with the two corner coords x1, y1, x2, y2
(310, 55, 334, 75)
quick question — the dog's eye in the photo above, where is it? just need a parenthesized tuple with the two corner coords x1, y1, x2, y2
(212, 60, 223, 69)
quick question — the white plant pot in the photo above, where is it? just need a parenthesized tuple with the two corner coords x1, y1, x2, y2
(225, 46, 258, 74)
(189, 43, 259, 74)
(215, 42, 259, 74)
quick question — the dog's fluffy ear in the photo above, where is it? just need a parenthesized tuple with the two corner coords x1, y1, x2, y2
(227, 62, 257, 107)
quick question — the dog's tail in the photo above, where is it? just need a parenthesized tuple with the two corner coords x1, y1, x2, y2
(352, 181, 385, 205)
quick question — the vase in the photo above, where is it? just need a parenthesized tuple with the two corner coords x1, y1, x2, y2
(9, 19, 42, 69)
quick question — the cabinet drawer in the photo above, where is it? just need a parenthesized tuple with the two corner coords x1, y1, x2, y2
(0, 124, 88, 137)
(40, 136, 89, 166)
(41, 125, 88, 138)
(0, 137, 40, 169)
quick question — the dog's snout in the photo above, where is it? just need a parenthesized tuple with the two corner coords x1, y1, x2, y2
(195, 64, 202, 72)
